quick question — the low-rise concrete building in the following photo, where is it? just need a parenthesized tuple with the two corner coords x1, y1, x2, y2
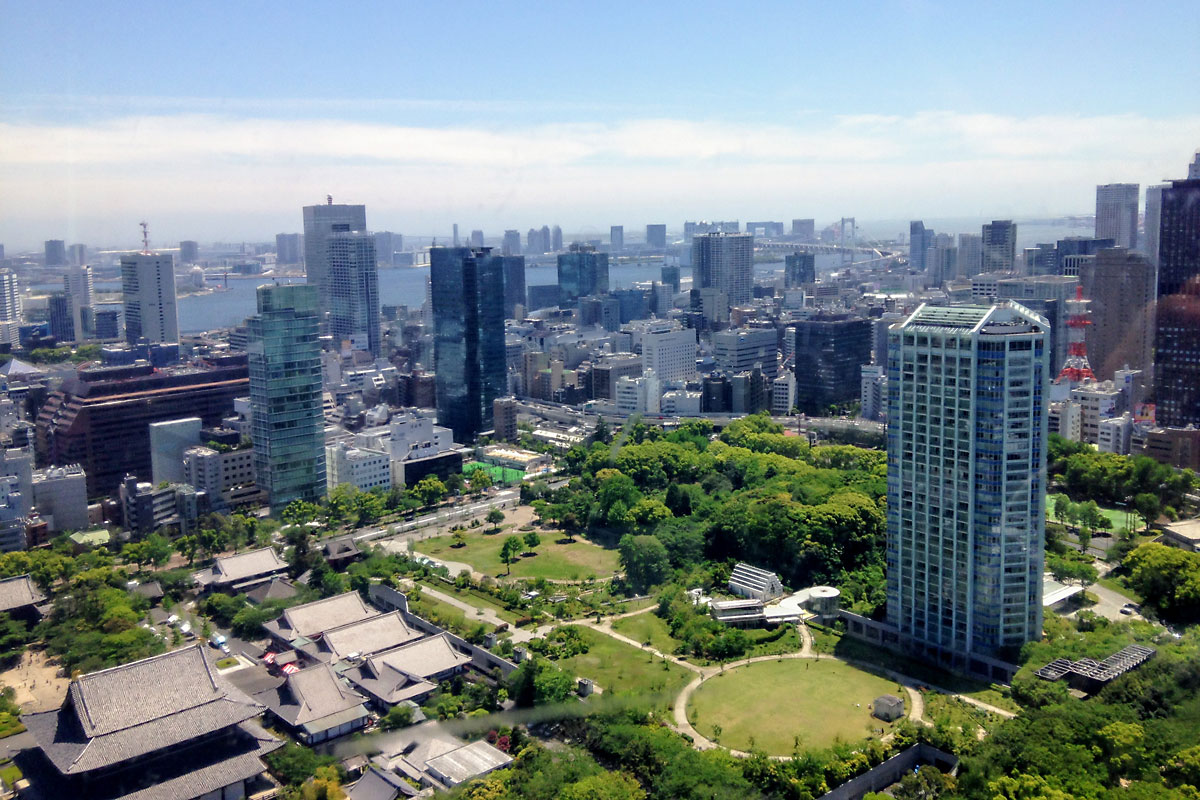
(31, 464, 89, 533)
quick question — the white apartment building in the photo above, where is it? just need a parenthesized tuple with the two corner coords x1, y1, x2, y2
(1070, 381, 1122, 444)
(860, 364, 887, 421)
(661, 390, 702, 416)
(1097, 413, 1134, 455)
(771, 372, 796, 416)
(31, 464, 88, 533)
(638, 325, 697, 383)
(326, 442, 391, 493)
(615, 369, 661, 415)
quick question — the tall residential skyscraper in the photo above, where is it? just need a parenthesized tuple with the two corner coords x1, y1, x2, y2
(47, 293, 74, 342)
(1144, 184, 1167, 267)
(886, 303, 1048, 665)
(557, 243, 609, 306)
(1154, 174, 1200, 427)
(68, 244, 87, 266)
(502, 256, 526, 319)
(0, 271, 20, 322)
(957, 233, 983, 279)
(121, 252, 178, 344)
(909, 221, 933, 271)
(327, 231, 380, 356)
(275, 233, 303, 265)
(551, 225, 563, 252)
(692, 232, 753, 306)
(248, 284, 326, 514)
(431, 247, 506, 443)
(470, 229, 485, 249)
(452, 223, 460, 247)
(373, 232, 402, 267)
(784, 252, 815, 287)
(1081, 249, 1156, 382)
(64, 265, 94, 341)
(981, 220, 1017, 273)
(302, 200, 367, 311)
(1095, 183, 1140, 250)
(502, 230, 521, 257)
(178, 240, 199, 264)
(645, 224, 667, 249)
(610, 226, 624, 252)
(44, 239, 66, 267)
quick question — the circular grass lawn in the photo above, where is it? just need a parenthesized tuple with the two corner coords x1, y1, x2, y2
(687, 658, 906, 754)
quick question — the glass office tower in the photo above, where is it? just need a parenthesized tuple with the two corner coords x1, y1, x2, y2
(248, 284, 325, 514)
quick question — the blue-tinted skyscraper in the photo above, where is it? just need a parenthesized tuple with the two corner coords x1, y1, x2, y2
(909, 221, 933, 272)
(431, 247, 506, 442)
(557, 243, 609, 306)
(327, 231, 380, 356)
(886, 303, 1048, 666)
(248, 284, 325, 514)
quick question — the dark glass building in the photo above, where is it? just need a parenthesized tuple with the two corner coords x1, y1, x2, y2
(1154, 177, 1200, 427)
(502, 255, 526, 319)
(556, 243, 608, 306)
(792, 315, 871, 413)
(784, 252, 816, 287)
(431, 247, 506, 443)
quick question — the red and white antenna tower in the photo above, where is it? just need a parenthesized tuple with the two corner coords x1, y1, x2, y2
(1056, 284, 1095, 384)
(139, 221, 151, 255)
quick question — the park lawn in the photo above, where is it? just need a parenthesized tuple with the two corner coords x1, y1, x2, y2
(815, 626, 1020, 713)
(0, 760, 20, 786)
(1046, 493, 1131, 531)
(0, 711, 24, 739)
(688, 659, 903, 754)
(417, 580, 521, 624)
(612, 612, 683, 654)
(420, 528, 620, 581)
(551, 626, 693, 710)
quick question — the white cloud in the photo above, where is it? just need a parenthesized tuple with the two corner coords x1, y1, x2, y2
(0, 111, 1196, 247)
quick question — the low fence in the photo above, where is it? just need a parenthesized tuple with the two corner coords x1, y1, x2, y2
(819, 743, 957, 800)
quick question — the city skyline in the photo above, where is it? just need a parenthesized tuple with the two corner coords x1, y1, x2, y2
(1, 2, 1197, 246)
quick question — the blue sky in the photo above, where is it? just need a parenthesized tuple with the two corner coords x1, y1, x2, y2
(2, 0, 1197, 248)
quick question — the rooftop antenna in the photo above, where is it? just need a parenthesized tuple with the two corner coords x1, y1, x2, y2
(327, 194, 333, 205)
(139, 221, 151, 255)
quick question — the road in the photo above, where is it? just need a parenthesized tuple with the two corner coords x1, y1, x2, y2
(344, 488, 522, 548)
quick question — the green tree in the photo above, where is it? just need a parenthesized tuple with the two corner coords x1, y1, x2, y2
(559, 771, 647, 800)
(380, 703, 414, 730)
(452, 530, 467, 548)
(281, 499, 321, 527)
(1134, 492, 1161, 531)
(617, 534, 671, 593)
(467, 467, 494, 495)
(500, 536, 522, 574)
(486, 508, 504, 532)
(1053, 494, 1071, 526)
(413, 476, 448, 508)
(0, 612, 30, 667)
(142, 533, 173, 567)
(174, 535, 200, 565)
(523, 530, 541, 552)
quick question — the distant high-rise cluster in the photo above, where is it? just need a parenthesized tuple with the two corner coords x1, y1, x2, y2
(1095, 183, 1140, 250)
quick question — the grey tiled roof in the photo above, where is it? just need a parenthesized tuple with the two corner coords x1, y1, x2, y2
(194, 547, 287, 587)
(317, 612, 422, 662)
(264, 591, 378, 641)
(22, 644, 266, 775)
(254, 663, 367, 728)
(343, 634, 470, 706)
(0, 574, 46, 612)
(348, 766, 419, 800)
(245, 577, 298, 605)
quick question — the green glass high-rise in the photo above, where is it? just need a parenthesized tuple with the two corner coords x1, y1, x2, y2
(248, 284, 326, 514)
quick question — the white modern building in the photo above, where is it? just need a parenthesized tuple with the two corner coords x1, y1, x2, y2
(1070, 381, 1123, 444)
(771, 372, 796, 416)
(64, 265, 95, 341)
(860, 364, 887, 421)
(639, 325, 697, 383)
(661, 389, 702, 416)
(713, 327, 779, 379)
(31, 464, 88, 533)
(615, 369, 661, 415)
(1095, 183, 1140, 250)
(1097, 413, 1134, 455)
(729, 563, 784, 601)
(149, 417, 203, 485)
(326, 442, 391, 493)
(120, 252, 179, 344)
